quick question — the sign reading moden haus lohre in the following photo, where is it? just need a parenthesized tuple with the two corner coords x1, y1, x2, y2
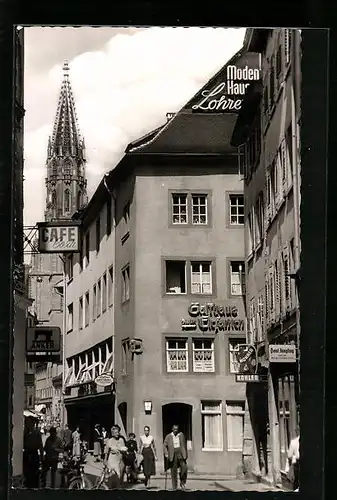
(192, 65, 260, 113)
(181, 302, 244, 333)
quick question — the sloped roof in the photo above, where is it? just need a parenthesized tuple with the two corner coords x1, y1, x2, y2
(126, 47, 260, 156)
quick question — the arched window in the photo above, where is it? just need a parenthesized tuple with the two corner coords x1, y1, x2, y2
(77, 191, 82, 210)
(52, 161, 58, 176)
(64, 159, 72, 176)
(51, 190, 57, 207)
(64, 189, 71, 212)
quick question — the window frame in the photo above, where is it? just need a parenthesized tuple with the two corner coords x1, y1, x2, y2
(165, 259, 187, 295)
(163, 257, 216, 297)
(228, 259, 246, 297)
(102, 272, 107, 313)
(192, 338, 215, 373)
(226, 401, 245, 452)
(169, 190, 212, 228)
(108, 265, 114, 307)
(166, 338, 189, 373)
(122, 264, 130, 303)
(190, 261, 213, 295)
(201, 400, 223, 451)
(79, 296, 83, 330)
(84, 291, 90, 327)
(228, 193, 244, 227)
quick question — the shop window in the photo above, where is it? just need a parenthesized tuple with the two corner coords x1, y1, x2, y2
(192, 339, 215, 373)
(165, 260, 186, 294)
(102, 273, 107, 313)
(166, 339, 188, 373)
(172, 193, 188, 224)
(191, 262, 212, 295)
(191, 194, 208, 224)
(201, 401, 223, 451)
(229, 194, 244, 225)
(108, 266, 113, 307)
(93, 284, 97, 321)
(97, 280, 102, 316)
(122, 265, 130, 302)
(106, 198, 112, 236)
(79, 297, 83, 330)
(226, 401, 245, 451)
(84, 291, 90, 327)
(230, 261, 245, 296)
(67, 303, 73, 332)
(228, 338, 246, 373)
(96, 217, 101, 253)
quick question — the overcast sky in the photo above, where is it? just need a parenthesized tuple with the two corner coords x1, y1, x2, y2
(24, 26, 246, 227)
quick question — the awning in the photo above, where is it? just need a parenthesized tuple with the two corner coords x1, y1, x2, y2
(24, 410, 39, 418)
(35, 404, 46, 412)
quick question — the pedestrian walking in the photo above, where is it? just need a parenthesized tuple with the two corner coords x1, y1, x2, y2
(23, 418, 44, 488)
(139, 426, 157, 488)
(125, 432, 138, 483)
(105, 425, 128, 488)
(94, 424, 102, 462)
(287, 426, 300, 492)
(72, 427, 81, 458)
(41, 426, 63, 489)
(60, 424, 73, 453)
(163, 424, 188, 490)
(101, 426, 109, 460)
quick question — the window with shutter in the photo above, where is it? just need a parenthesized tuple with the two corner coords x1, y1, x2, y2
(257, 294, 264, 342)
(285, 129, 293, 191)
(276, 44, 282, 90)
(269, 266, 275, 323)
(269, 57, 275, 107)
(265, 278, 269, 326)
(275, 259, 281, 319)
(283, 246, 291, 310)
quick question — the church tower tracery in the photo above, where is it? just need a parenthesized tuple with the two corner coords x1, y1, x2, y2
(45, 61, 88, 221)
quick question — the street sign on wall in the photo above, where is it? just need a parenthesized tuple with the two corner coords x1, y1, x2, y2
(269, 344, 297, 363)
(235, 373, 268, 383)
(37, 221, 81, 253)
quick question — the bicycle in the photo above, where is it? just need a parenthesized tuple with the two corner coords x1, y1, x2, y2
(92, 464, 111, 490)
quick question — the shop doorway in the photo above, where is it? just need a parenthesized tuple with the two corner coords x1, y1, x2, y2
(162, 403, 193, 470)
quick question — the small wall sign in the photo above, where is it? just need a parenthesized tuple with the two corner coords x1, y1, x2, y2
(95, 373, 114, 387)
(269, 344, 297, 363)
(236, 374, 268, 383)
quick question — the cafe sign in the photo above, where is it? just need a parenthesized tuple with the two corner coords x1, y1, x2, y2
(192, 65, 260, 113)
(37, 221, 81, 253)
(181, 302, 245, 334)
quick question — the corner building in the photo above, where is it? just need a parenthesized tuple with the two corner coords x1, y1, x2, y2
(231, 29, 301, 486)
(109, 48, 260, 476)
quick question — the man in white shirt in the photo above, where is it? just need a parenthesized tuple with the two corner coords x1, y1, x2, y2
(164, 425, 188, 490)
(287, 426, 300, 491)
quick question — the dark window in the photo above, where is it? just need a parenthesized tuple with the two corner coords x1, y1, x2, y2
(79, 297, 83, 330)
(165, 261, 186, 294)
(102, 273, 107, 313)
(106, 198, 112, 236)
(85, 232, 90, 265)
(68, 253, 73, 280)
(96, 217, 100, 253)
(64, 189, 71, 213)
(85, 292, 90, 327)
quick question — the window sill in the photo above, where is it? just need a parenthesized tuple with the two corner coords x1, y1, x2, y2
(202, 448, 223, 453)
(67, 329, 73, 334)
(227, 449, 243, 453)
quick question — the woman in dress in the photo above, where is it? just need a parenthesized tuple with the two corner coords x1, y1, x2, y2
(72, 426, 81, 458)
(139, 426, 157, 488)
(106, 425, 128, 488)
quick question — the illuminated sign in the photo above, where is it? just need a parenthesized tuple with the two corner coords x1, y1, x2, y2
(181, 302, 245, 333)
(37, 221, 81, 253)
(192, 65, 260, 113)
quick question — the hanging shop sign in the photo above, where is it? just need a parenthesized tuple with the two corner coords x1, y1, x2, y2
(236, 373, 268, 383)
(233, 344, 268, 383)
(181, 302, 245, 333)
(37, 221, 81, 253)
(268, 344, 297, 363)
(192, 65, 260, 113)
(95, 373, 114, 388)
(26, 326, 61, 362)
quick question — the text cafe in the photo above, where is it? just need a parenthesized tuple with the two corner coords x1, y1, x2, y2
(192, 64, 260, 112)
(181, 302, 245, 334)
(37, 221, 81, 253)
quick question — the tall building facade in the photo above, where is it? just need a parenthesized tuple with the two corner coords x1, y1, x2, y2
(12, 26, 34, 481)
(62, 47, 262, 474)
(231, 28, 301, 487)
(29, 62, 88, 426)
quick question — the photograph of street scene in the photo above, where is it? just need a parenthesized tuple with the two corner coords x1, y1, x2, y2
(12, 26, 301, 492)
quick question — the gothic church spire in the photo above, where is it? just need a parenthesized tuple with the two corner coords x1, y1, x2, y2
(45, 61, 87, 222)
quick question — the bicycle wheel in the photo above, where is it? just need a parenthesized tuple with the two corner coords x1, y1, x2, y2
(97, 483, 109, 490)
(68, 476, 92, 490)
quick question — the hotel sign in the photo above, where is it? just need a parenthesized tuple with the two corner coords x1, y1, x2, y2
(37, 221, 81, 253)
(269, 344, 297, 363)
(192, 65, 260, 113)
(181, 302, 245, 334)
